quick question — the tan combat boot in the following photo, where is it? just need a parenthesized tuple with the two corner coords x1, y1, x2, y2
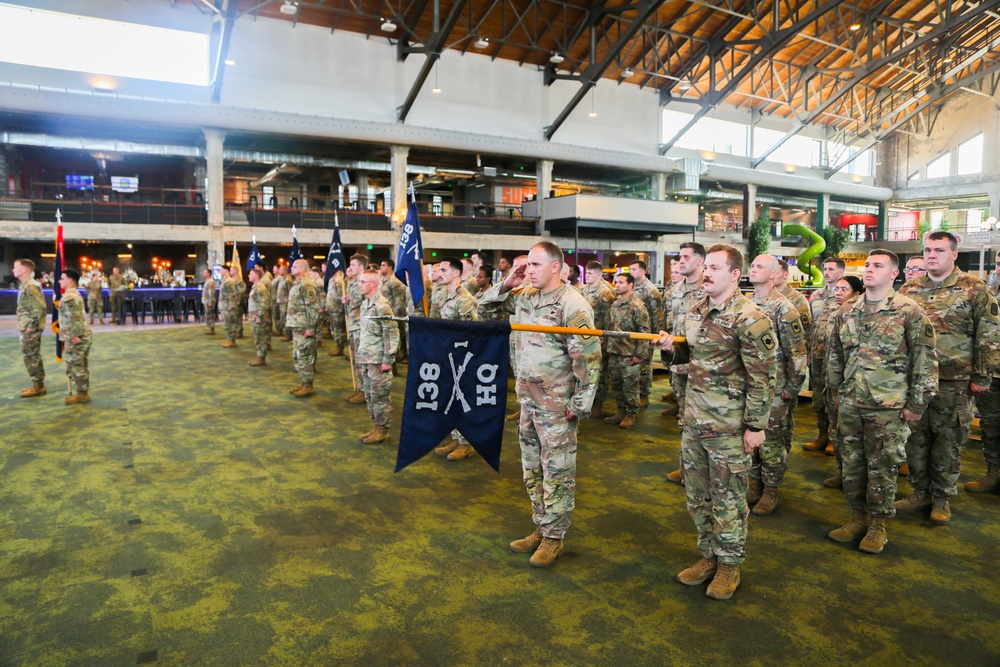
(434, 440, 459, 457)
(328, 346, 344, 357)
(829, 509, 868, 543)
(823, 474, 843, 489)
(747, 477, 764, 505)
(665, 469, 684, 485)
(661, 403, 679, 417)
(362, 424, 389, 444)
(506, 408, 521, 422)
(603, 411, 626, 425)
(509, 529, 542, 553)
(20, 383, 46, 398)
(292, 383, 315, 398)
(639, 395, 650, 408)
(347, 391, 367, 405)
(824, 441, 835, 456)
(677, 557, 717, 585)
(803, 429, 828, 452)
(590, 401, 608, 419)
(220, 340, 237, 348)
(705, 563, 741, 600)
(204, 329, 216, 335)
(358, 422, 377, 442)
(898, 462, 910, 476)
(529, 537, 564, 567)
(447, 444, 475, 460)
(618, 413, 635, 429)
(893, 489, 932, 512)
(661, 391, 676, 402)
(751, 486, 780, 515)
(929, 496, 951, 525)
(964, 465, 1000, 493)
(859, 517, 888, 553)
(65, 391, 90, 405)
(289, 383, 304, 394)
(247, 357, 266, 367)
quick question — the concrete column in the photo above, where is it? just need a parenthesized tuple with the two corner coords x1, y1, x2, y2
(878, 201, 888, 242)
(652, 172, 667, 200)
(204, 128, 226, 267)
(390, 145, 409, 226)
(817, 193, 830, 233)
(990, 191, 1000, 221)
(357, 172, 370, 211)
(0, 148, 9, 195)
(742, 183, 757, 239)
(537, 159, 553, 236)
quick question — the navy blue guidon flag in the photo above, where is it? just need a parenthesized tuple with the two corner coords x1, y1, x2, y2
(394, 201, 425, 307)
(51, 212, 65, 362)
(288, 230, 304, 266)
(246, 240, 262, 274)
(396, 317, 512, 472)
(323, 220, 346, 291)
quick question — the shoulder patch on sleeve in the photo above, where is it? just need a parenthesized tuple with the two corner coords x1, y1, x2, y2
(788, 314, 803, 336)
(920, 320, 936, 346)
(746, 315, 777, 351)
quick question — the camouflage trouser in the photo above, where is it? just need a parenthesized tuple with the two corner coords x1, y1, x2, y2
(639, 348, 653, 398)
(681, 428, 750, 565)
(905, 381, 973, 497)
(360, 363, 392, 426)
(204, 303, 217, 330)
(975, 377, 1000, 467)
(783, 393, 799, 452)
(451, 428, 468, 445)
(276, 303, 288, 335)
(752, 393, 793, 487)
(223, 308, 240, 342)
(811, 357, 829, 434)
(826, 389, 843, 471)
(291, 329, 317, 384)
(348, 331, 361, 384)
(251, 323, 268, 360)
(839, 402, 908, 517)
(87, 296, 104, 323)
(20, 330, 44, 384)
(63, 335, 92, 393)
(261, 312, 272, 349)
(109, 293, 124, 323)
(593, 344, 610, 407)
(673, 372, 689, 415)
(609, 354, 641, 414)
(398, 322, 408, 360)
(272, 302, 282, 333)
(519, 404, 578, 539)
(317, 310, 330, 338)
(330, 311, 347, 349)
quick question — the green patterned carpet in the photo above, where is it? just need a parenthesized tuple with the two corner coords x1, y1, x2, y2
(1, 325, 999, 666)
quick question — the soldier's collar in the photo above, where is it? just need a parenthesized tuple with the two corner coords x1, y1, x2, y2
(926, 267, 961, 287)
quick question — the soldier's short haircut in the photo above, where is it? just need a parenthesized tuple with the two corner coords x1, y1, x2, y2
(823, 257, 846, 270)
(777, 258, 790, 273)
(868, 248, 899, 269)
(440, 257, 463, 273)
(479, 264, 494, 282)
(461, 257, 473, 269)
(707, 244, 744, 274)
(64, 268, 81, 284)
(471, 251, 485, 263)
(15, 258, 35, 272)
(350, 253, 369, 266)
(927, 230, 958, 251)
(382, 258, 396, 270)
(251, 268, 263, 279)
(840, 275, 865, 294)
(361, 268, 379, 279)
(586, 260, 603, 271)
(630, 259, 648, 271)
(531, 241, 564, 268)
(679, 242, 707, 259)
(617, 272, 635, 285)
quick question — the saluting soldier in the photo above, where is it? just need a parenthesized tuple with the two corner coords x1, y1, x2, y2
(58, 269, 93, 405)
(604, 272, 650, 430)
(14, 258, 47, 398)
(286, 259, 320, 398)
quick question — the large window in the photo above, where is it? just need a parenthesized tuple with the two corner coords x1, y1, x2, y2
(753, 128, 822, 168)
(957, 133, 984, 175)
(663, 111, 749, 156)
(829, 143, 875, 176)
(927, 153, 951, 179)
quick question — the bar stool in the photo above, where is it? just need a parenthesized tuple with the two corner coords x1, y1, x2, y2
(139, 298, 156, 324)
(185, 297, 203, 322)
(124, 296, 140, 325)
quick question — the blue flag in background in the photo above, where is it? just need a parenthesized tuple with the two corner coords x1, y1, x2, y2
(396, 317, 511, 472)
(246, 241, 262, 274)
(323, 222, 346, 291)
(289, 237, 303, 266)
(394, 202, 424, 307)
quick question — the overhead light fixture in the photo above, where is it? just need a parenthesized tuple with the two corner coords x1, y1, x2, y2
(943, 53, 954, 63)
(380, 19, 397, 32)
(550, 53, 564, 64)
(677, 78, 693, 91)
(588, 89, 597, 118)
(432, 62, 441, 94)
(849, 22, 861, 31)
(224, 59, 236, 66)
(279, 1, 298, 15)
(784, 164, 796, 173)
(474, 36, 489, 49)
(622, 68, 634, 78)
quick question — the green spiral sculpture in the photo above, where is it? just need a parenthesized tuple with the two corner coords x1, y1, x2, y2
(783, 223, 827, 287)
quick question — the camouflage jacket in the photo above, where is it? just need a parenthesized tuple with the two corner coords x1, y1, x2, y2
(326, 273, 347, 315)
(286, 275, 319, 330)
(247, 281, 272, 324)
(809, 283, 839, 358)
(436, 285, 479, 322)
(379, 274, 409, 317)
(828, 289, 939, 413)
(463, 275, 478, 295)
(429, 283, 449, 319)
(752, 289, 807, 396)
(236, 280, 246, 305)
(663, 277, 705, 375)
(479, 282, 602, 417)
(779, 284, 812, 341)
(58, 289, 90, 341)
(315, 283, 327, 313)
(900, 268, 1000, 385)
(86, 278, 103, 300)
(201, 278, 216, 307)
(269, 274, 282, 303)
(276, 274, 291, 305)
(682, 291, 777, 436)
(218, 276, 239, 312)
(17, 277, 46, 332)
(346, 277, 363, 334)
(357, 293, 398, 364)
(608, 293, 650, 358)
(108, 273, 126, 294)
(580, 280, 616, 331)
(632, 277, 663, 333)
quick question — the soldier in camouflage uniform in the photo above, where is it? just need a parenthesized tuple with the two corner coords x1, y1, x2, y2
(255, 263, 273, 352)
(270, 265, 284, 334)
(286, 259, 320, 397)
(629, 260, 662, 406)
(662, 243, 706, 483)
(967, 251, 1000, 493)
(430, 258, 482, 460)
(58, 269, 93, 405)
(86, 271, 105, 325)
(14, 258, 47, 397)
(604, 273, 650, 429)
(201, 268, 217, 335)
(428, 263, 449, 318)
(379, 259, 409, 361)
(479, 242, 602, 568)
(828, 250, 939, 553)
(309, 269, 327, 349)
(580, 261, 616, 417)
(108, 267, 126, 325)
(655, 244, 776, 600)
(326, 268, 348, 357)
(246, 268, 272, 367)
(896, 232, 1000, 524)
(774, 259, 813, 457)
(356, 268, 399, 443)
(804, 257, 845, 452)
(234, 269, 246, 339)
(276, 266, 292, 340)
(746, 255, 807, 515)
(218, 268, 240, 348)
(343, 254, 367, 403)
